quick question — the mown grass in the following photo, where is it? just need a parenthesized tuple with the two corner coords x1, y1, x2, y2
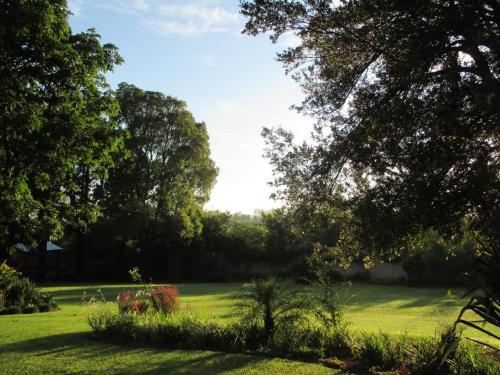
(0, 282, 497, 374)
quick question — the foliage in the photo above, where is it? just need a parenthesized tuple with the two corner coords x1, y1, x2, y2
(150, 285, 179, 315)
(242, 0, 499, 258)
(79, 83, 218, 280)
(0, 260, 20, 290)
(235, 277, 308, 340)
(16, 281, 498, 375)
(88, 287, 499, 374)
(403, 230, 476, 286)
(103, 83, 217, 237)
(117, 291, 149, 314)
(128, 267, 143, 284)
(0, 263, 57, 314)
(308, 248, 352, 330)
(0, 0, 124, 267)
(353, 332, 411, 371)
(241, 0, 500, 348)
(225, 221, 268, 262)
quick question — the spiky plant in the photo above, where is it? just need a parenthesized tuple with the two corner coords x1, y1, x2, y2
(235, 276, 307, 340)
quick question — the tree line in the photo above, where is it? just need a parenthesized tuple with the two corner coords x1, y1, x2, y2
(1, 1, 493, 288)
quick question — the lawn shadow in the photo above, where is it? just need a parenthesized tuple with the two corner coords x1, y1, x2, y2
(346, 284, 464, 312)
(0, 332, 270, 375)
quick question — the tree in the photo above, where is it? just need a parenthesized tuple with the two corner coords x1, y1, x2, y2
(99, 83, 218, 279)
(0, 0, 123, 278)
(243, 0, 499, 254)
(241, 0, 499, 347)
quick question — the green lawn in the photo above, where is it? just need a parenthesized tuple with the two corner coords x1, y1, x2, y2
(0, 282, 496, 374)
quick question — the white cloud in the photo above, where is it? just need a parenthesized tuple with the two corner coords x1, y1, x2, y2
(69, 0, 150, 16)
(158, 4, 237, 23)
(96, 0, 150, 15)
(69, 1, 238, 38)
(146, 2, 239, 37)
(133, 0, 149, 11)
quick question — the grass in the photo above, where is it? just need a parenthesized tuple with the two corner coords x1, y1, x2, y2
(0, 282, 497, 374)
(0, 282, 337, 375)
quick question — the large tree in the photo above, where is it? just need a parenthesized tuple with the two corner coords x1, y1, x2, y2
(242, 0, 499, 345)
(97, 83, 218, 278)
(242, 0, 499, 257)
(0, 0, 123, 277)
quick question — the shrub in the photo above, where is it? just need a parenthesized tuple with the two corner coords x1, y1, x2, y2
(0, 262, 56, 314)
(88, 303, 125, 334)
(354, 332, 410, 370)
(235, 276, 308, 341)
(150, 285, 179, 314)
(117, 291, 149, 314)
(323, 323, 352, 358)
(22, 304, 39, 314)
(0, 260, 19, 290)
(0, 305, 22, 315)
(6, 277, 41, 307)
(452, 342, 500, 375)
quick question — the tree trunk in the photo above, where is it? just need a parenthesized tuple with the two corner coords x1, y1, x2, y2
(37, 241, 47, 280)
(0, 242, 8, 262)
(75, 229, 85, 279)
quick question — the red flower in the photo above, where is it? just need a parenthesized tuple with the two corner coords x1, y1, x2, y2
(131, 305, 140, 313)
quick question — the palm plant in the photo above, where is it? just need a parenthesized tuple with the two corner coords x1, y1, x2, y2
(235, 276, 307, 340)
(440, 243, 499, 366)
(451, 247, 499, 347)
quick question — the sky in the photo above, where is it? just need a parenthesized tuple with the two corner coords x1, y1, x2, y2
(68, 0, 314, 214)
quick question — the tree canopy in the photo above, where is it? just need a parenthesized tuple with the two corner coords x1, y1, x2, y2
(242, 0, 500, 260)
(103, 83, 218, 239)
(0, 0, 123, 254)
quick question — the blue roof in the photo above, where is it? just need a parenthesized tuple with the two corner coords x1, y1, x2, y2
(15, 242, 63, 252)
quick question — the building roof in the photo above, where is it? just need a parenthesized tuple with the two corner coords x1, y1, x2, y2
(15, 242, 63, 252)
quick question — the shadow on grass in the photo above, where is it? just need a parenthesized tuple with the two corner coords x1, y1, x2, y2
(346, 284, 464, 312)
(0, 332, 268, 374)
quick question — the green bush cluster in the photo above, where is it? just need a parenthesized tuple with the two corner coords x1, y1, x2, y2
(0, 261, 57, 315)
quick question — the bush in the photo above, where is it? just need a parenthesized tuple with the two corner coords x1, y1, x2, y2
(354, 332, 410, 370)
(6, 277, 41, 307)
(22, 304, 40, 314)
(323, 323, 352, 358)
(0, 260, 19, 290)
(235, 276, 308, 341)
(452, 342, 500, 375)
(150, 285, 179, 314)
(0, 305, 22, 315)
(0, 262, 58, 314)
(117, 291, 149, 314)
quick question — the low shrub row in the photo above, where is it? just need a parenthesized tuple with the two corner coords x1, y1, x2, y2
(86, 271, 499, 374)
(88, 308, 499, 374)
(0, 261, 57, 315)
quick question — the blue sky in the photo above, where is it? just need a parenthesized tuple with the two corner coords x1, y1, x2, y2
(68, 0, 314, 214)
